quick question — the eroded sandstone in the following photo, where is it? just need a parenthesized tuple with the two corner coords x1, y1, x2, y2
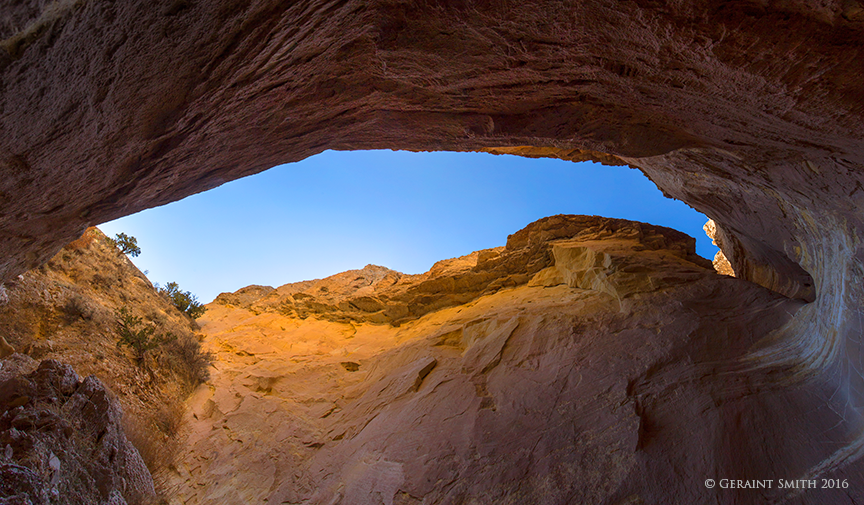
(213, 215, 711, 325)
(703, 219, 735, 277)
(168, 217, 860, 504)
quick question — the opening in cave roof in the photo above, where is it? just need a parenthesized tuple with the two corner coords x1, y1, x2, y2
(98, 149, 718, 303)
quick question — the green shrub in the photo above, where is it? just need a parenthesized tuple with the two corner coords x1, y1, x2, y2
(158, 282, 205, 319)
(115, 307, 175, 365)
(108, 232, 141, 257)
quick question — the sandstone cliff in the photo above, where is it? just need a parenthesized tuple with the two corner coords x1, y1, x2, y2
(167, 216, 854, 504)
(213, 215, 712, 326)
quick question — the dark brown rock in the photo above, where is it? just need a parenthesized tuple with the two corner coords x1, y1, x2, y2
(0, 359, 155, 505)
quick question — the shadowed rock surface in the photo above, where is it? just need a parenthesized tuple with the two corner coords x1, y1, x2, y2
(0, 357, 155, 505)
(2, 1, 864, 503)
(0, 0, 860, 304)
(167, 217, 861, 504)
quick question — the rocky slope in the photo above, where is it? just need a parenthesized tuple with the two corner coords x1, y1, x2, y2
(166, 216, 858, 505)
(0, 227, 212, 501)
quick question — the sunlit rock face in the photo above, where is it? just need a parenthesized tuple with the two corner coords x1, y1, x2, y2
(2, 0, 864, 502)
(213, 215, 711, 326)
(169, 216, 852, 504)
(703, 219, 735, 277)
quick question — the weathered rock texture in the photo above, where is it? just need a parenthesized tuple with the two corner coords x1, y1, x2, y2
(0, 227, 208, 414)
(167, 217, 860, 504)
(703, 219, 735, 277)
(2, 0, 864, 502)
(0, 357, 155, 505)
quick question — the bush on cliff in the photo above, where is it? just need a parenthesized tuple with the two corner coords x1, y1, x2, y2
(115, 307, 175, 365)
(157, 281, 205, 319)
(162, 333, 213, 387)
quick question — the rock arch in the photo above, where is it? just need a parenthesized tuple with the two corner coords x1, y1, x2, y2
(3, 0, 864, 500)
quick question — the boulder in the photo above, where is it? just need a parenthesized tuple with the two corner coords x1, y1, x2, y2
(0, 359, 155, 505)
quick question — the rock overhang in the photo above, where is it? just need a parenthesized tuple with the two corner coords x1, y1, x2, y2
(2, 0, 864, 482)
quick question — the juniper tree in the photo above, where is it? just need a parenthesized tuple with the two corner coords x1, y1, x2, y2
(109, 233, 141, 257)
(158, 282, 206, 319)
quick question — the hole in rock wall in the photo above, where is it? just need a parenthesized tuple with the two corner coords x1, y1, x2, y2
(98, 150, 719, 303)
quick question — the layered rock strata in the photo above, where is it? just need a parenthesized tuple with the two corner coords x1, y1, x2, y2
(0, 0, 860, 312)
(214, 215, 711, 326)
(168, 216, 859, 504)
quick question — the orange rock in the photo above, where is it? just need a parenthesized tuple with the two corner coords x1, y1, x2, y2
(169, 217, 854, 504)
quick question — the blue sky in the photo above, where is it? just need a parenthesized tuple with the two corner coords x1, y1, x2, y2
(98, 150, 718, 303)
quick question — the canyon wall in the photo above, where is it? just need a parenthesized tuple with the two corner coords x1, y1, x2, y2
(2, 0, 864, 502)
(167, 216, 855, 504)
